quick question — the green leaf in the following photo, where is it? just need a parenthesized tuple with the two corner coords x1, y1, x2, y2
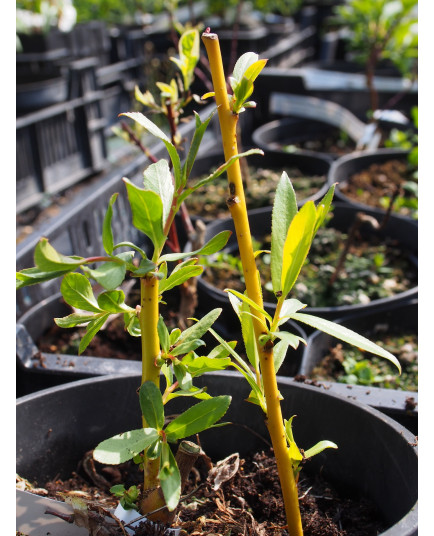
(120, 112, 181, 189)
(182, 109, 217, 187)
(102, 193, 118, 255)
(97, 289, 135, 313)
(291, 312, 402, 373)
(54, 312, 99, 328)
(176, 308, 222, 346)
(60, 273, 101, 312)
(271, 172, 298, 294)
(79, 313, 110, 353)
(225, 289, 272, 327)
(171, 340, 206, 357)
(159, 442, 181, 512)
(173, 361, 193, 390)
(158, 316, 170, 354)
(93, 428, 160, 464)
(139, 382, 165, 431)
(85, 261, 127, 291)
(179, 149, 264, 203)
(124, 178, 166, 251)
(271, 331, 306, 374)
(304, 440, 338, 459)
(159, 265, 203, 294)
(281, 201, 317, 297)
(181, 354, 232, 376)
(143, 159, 174, 225)
(158, 231, 231, 264)
(124, 311, 141, 337)
(313, 184, 335, 234)
(231, 52, 260, 86)
(34, 238, 84, 272)
(165, 396, 231, 442)
(17, 267, 73, 288)
(113, 241, 149, 260)
(227, 291, 259, 371)
(131, 258, 157, 276)
(275, 298, 307, 327)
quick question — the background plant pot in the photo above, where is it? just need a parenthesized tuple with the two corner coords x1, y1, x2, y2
(299, 299, 418, 433)
(252, 116, 360, 160)
(16, 372, 417, 535)
(330, 149, 417, 220)
(184, 149, 332, 223)
(247, 93, 373, 161)
(198, 203, 418, 327)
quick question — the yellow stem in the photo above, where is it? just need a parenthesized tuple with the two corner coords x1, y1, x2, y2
(202, 31, 303, 536)
(139, 275, 162, 502)
(140, 275, 161, 387)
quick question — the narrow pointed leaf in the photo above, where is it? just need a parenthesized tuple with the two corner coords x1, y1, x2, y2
(182, 109, 217, 186)
(176, 308, 222, 346)
(139, 382, 165, 431)
(291, 312, 402, 373)
(79, 313, 110, 353)
(159, 442, 181, 511)
(313, 184, 335, 234)
(165, 396, 231, 442)
(171, 339, 206, 357)
(93, 428, 159, 464)
(225, 289, 272, 326)
(271, 172, 297, 294)
(281, 201, 316, 297)
(276, 298, 307, 327)
(17, 267, 73, 288)
(102, 193, 118, 255)
(157, 315, 170, 354)
(304, 440, 338, 459)
(158, 231, 231, 263)
(228, 291, 259, 371)
(54, 312, 99, 328)
(120, 112, 181, 188)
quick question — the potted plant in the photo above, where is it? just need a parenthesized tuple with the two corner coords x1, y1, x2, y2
(299, 299, 418, 434)
(16, 33, 417, 535)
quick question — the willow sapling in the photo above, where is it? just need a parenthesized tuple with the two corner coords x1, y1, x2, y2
(16, 100, 263, 527)
(202, 29, 402, 535)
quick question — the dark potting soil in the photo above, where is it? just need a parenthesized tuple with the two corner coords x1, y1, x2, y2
(310, 330, 418, 391)
(281, 128, 357, 157)
(24, 448, 385, 536)
(186, 165, 326, 219)
(202, 225, 417, 309)
(339, 159, 417, 218)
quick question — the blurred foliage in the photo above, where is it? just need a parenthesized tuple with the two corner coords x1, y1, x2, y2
(335, 0, 418, 79)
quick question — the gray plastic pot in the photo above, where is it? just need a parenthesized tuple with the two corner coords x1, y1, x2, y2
(300, 299, 418, 434)
(16, 372, 417, 535)
(198, 203, 418, 327)
(330, 149, 416, 220)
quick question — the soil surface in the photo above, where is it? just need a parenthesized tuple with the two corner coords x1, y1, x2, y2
(339, 159, 417, 218)
(277, 127, 356, 157)
(310, 330, 418, 391)
(22, 448, 386, 536)
(185, 165, 326, 220)
(202, 224, 417, 309)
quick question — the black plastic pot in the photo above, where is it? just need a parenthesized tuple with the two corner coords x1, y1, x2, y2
(184, 148, 332, 224)
(16, 372, 418, 535)
(251, 95, 368, 160)
(330, 149, 416, 219)
(198, 203, 418, 327)
(300, 299, 418, 434)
